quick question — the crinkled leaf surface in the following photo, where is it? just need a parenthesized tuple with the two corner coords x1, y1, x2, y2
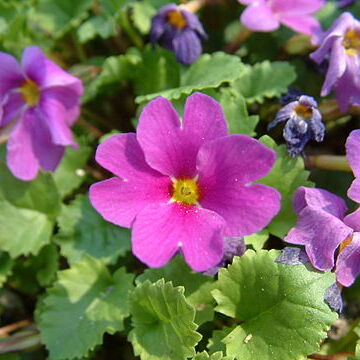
(257, 136, 313, 238)
(232, 61, 296, 104)
(53, 144, 91, 198)
(39, 256, 134, 360)
(136, 52, 244, 103)
(212, 250, 337, 360)
(128, 279, 202, 360)
(219, 88, 259, 136)
(56, 194, 130, 265)
(137, 256, 215, 325)
(192, 351, 229, 360)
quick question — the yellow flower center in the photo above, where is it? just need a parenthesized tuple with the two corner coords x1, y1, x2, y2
(171, 177, 200, 205)
(20, 79, 40, 107)
(339, 235, 353, 253)
(294, 104, 313, 120)
(167, 10, 187, 29)
(342, 29, 360, 56)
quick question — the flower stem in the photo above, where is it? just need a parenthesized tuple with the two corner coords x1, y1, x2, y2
(306, 155, 352, 172)
(180, 0, 207, 13)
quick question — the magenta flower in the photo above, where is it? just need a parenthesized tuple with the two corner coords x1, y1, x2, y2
(0, 46, 83, 181)
(310, 12, 360, 111)
(238, 0, 324, 39)
(90, 93, 281, 271)
(284, 128, 360, 287)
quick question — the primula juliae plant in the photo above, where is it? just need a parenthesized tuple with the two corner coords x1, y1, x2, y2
(90, 93, 281, 271)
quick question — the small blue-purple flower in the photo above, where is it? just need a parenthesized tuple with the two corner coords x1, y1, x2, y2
(337, 0, 356, 8)
(268, 95, 325, 156)
(150, 3, 207, 65)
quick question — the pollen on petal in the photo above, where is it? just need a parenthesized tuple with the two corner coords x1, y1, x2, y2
(171, 177, 200, 205)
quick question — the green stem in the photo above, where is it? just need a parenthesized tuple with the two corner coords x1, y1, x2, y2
(306, 155, 352, 172)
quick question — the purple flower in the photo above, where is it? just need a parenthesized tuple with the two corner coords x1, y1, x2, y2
(238, 0, 324, 40)
(0, 46, 83, 181)
(90, 93, 281, 272)
(268, 95, 325, 156)
(284, 130, 360, 287)
(150, 3, 207, 65)
(337, 0, 356, 8)
(310, 12, 360, 111)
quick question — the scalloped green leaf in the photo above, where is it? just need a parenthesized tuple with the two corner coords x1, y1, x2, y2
(53, 144, 91, 198)
(192, 351, 229, 360)
(257, 136, 313, 238)
(137, 256, 215, 325)
(56, 194, 130, 265)
(219, 88, 259, 136)
(38, 256, 134, 360)
(231, 61, 296, 104)
(212, 250, 338, 360)
(128, 279, 202, 360)
(244, 230, 269, 251)
(135, 52, 244, 103)
(207, 327, 235, 355)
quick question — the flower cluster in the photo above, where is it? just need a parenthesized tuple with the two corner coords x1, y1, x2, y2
(268, 95, 325, 156)
(0, 46, 83, 181)
(284, 130, 360, 286)
(90, 93, 281, 271)
(238, 0, 324, 40)
(150, 3, 207, 65)
(310, 12, 360, 111)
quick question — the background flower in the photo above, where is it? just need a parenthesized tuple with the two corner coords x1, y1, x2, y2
(150, 3, 207, 65)
(90, 93, 281, 272)
(0, 46, 83, 181)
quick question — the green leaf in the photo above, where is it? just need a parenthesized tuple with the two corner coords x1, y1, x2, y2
(136, 52, 244, 103)
(39, 256, 134, 360)
(131, 2, 156, 34)
(0, 252, 13, 286)
(212, 250, 338, 360)
(53, 144, 91, 198)
(0, 164, 60, 216)
(192, 351, 228, 360)
(77, 15, 116, 43)
(137, 256, 215, 325)
(232, 61, 296, 104)
(129, 279, 202, 360)
(0, 200, 53, 257)
(219, 88, 259, 136)
(31, 0, 93, 37)
(257, 136, 313, 238)
(83, 49, 141, 103)
(9, 244, 59, 294)
(244, 230, 269, 251)
(56, 194, 131, 265)
(207, 327, 235, 355)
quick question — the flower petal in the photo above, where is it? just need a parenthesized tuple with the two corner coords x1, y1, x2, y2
(272, 0, 325, 15)
(22, 46, 83, 92)
(348, 178, 360, 204)
(196, 135, 280, 236)
(336, 232, 360, 287)
(173, 28, 202, 65)
(89, 176, 171, 228)
(0, 52, 23, 97)
(346, 129, 360, 178)
(284, 207, 353, 270)
(137, 93, 227, 178)
(95, 133, 166, 180)
(240, 1, 279, 31)
(6, 112, 39, 181)
(0, 92, 25, 128)
(132, 203, 225, 271)
(280, 15, 322, 36)
(39, 96, 76, 147)
(344, 207, 360, 232)
(292, 186, 348, 218)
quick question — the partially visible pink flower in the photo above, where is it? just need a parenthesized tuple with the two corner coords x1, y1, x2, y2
(310, 12, 360, 111)
(0, 46, 83, 181)
(90, 93, 281, 272)
(284, 130, 360, 287)
(239, 0, 324, 40)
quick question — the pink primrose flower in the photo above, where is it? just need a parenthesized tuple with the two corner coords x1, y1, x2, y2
(90, 93, 281, 271)
(0, 46, 83, 181)
(239, 0, 324, 40)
